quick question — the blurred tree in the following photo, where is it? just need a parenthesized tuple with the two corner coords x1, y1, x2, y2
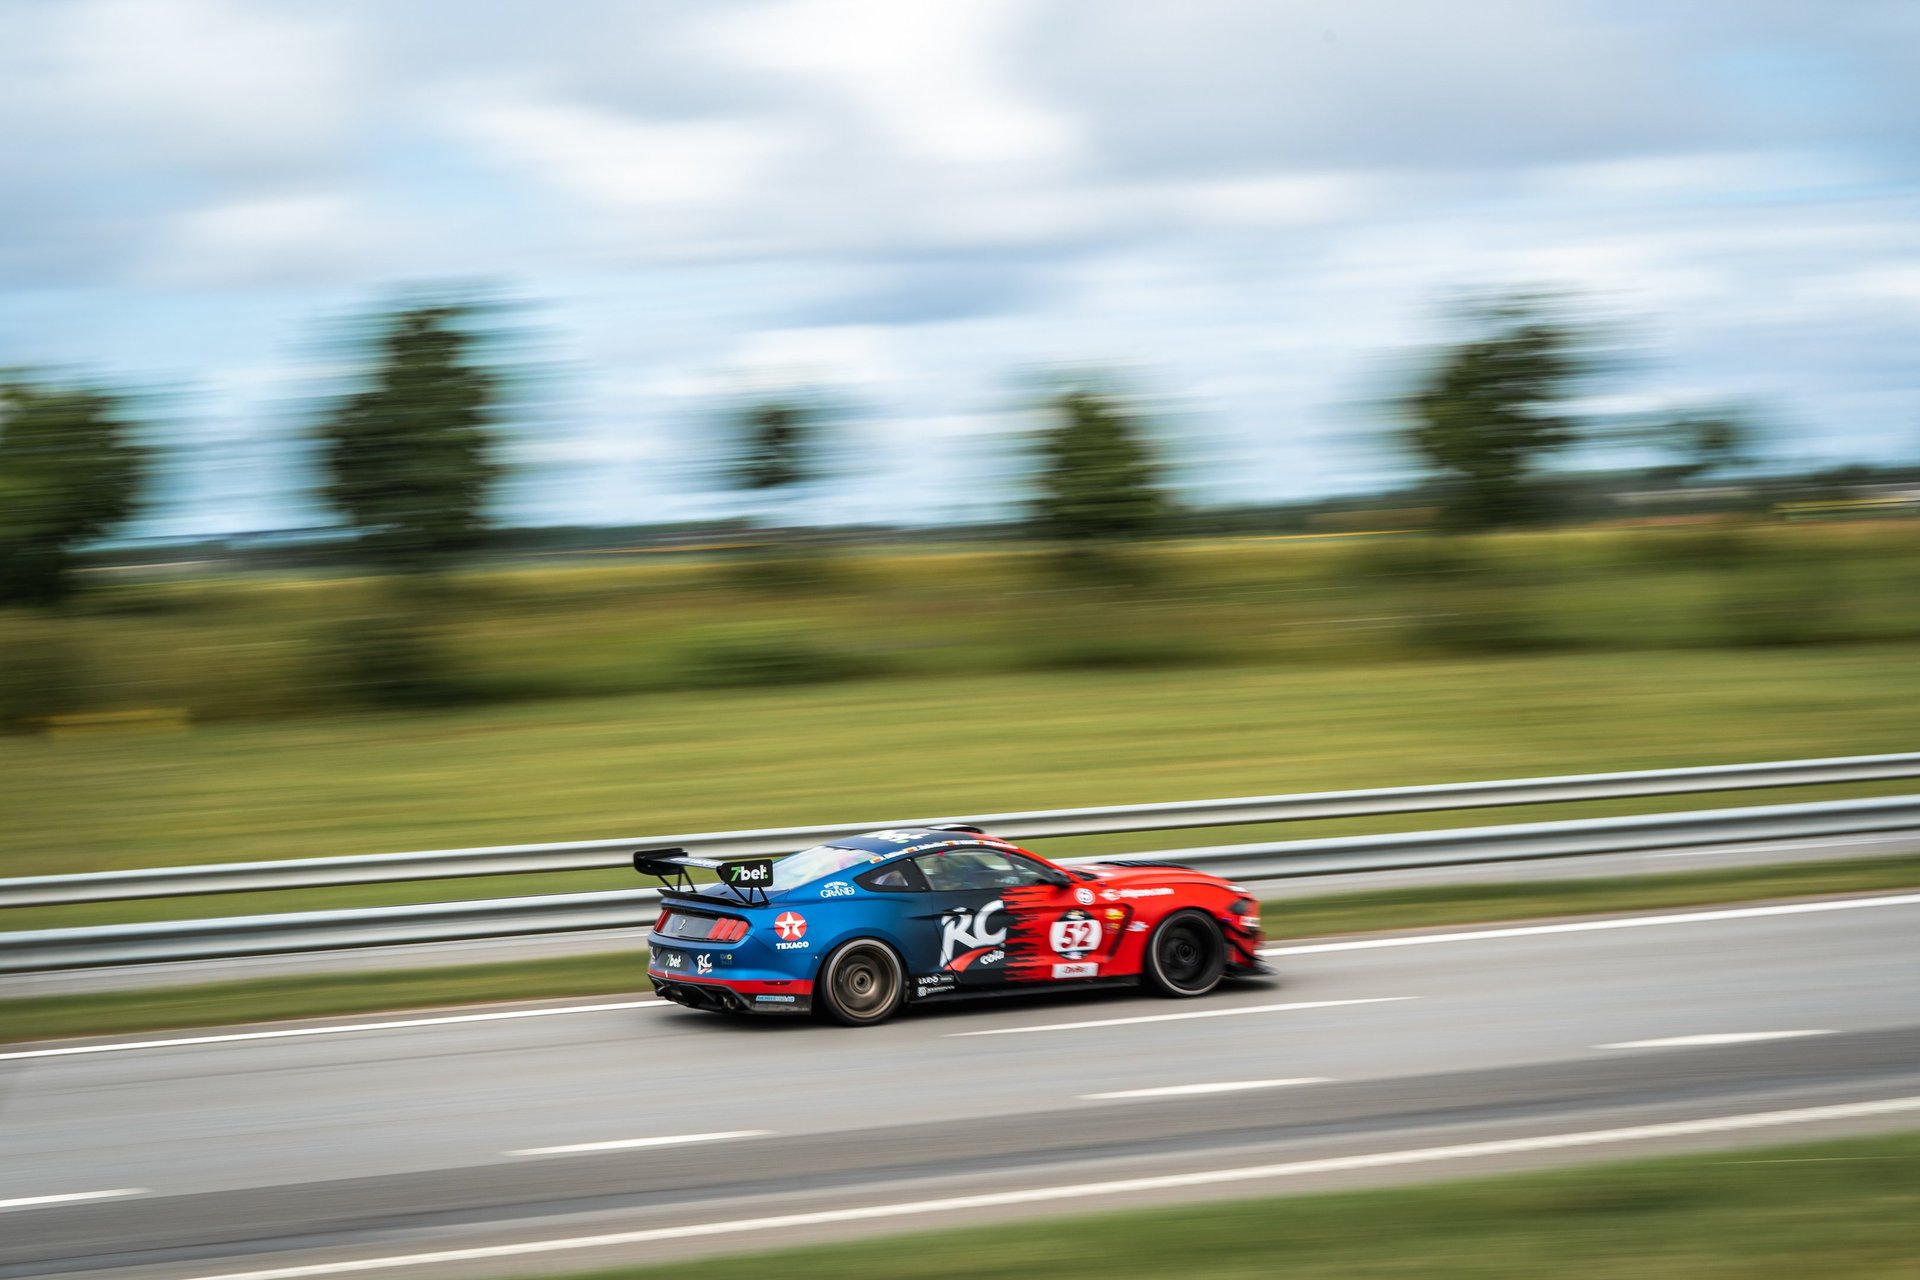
(318, 303, 503, 573)
(1032, 387, 1170, 546)
(1657, 412, 1751, 485)
(0, 376, 145, 606)
(734, 400, 814, 501)
(1400, 299, 1592, 530)
(715, 396, 839, 589)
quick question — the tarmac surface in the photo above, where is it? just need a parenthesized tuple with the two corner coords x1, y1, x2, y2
(4, 879, 1918, 1279)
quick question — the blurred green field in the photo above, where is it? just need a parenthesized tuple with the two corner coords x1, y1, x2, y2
(3, 524, 1917, 932)
(4, 642, 1919, 931)
(6, 523, 1917, 725)
(568, 1128, 1920, 1279)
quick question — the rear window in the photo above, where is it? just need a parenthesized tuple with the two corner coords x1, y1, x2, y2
(773, 843, 891, 890)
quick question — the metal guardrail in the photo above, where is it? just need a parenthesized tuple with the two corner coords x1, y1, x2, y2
(8, 752, 1920, 908)
(7, 793, 1919, 971)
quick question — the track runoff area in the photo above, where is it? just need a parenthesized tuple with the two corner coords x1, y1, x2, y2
(5, 884, 1918, 1279)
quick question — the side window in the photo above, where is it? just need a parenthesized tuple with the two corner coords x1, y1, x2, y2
(915, 849, 1056, 892)
(855, 860, 929, 892)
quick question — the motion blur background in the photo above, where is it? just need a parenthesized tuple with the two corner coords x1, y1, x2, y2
(5, 5, 1920, 1278)
(5, 0, 1919, 760)
(4, 0, 1920, 879)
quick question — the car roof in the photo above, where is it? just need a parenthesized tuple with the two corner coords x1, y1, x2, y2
(825, 829, 1022, 861)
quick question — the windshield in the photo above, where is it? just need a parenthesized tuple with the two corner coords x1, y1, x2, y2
(772, 843, 887, 890)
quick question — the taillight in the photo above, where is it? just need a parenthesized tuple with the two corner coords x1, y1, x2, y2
(654, 910, 749, 941)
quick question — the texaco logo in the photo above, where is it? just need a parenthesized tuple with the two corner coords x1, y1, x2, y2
(774, 911, 808, 941)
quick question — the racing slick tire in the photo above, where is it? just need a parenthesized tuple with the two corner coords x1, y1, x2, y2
(1142, 909, 1226, 998)
(815, 939, 907, 1026)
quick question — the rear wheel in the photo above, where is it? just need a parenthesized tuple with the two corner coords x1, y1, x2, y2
(1142, 910, 1225, 997)
(815, 940, 906, 1026)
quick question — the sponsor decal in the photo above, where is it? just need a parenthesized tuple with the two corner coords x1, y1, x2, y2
(1111, 887, 1174, 899)
(1073, 886, 1095, 906)
(1100, 889, 1120, 902)
(867, 830, 924, 844)
(1103, 907, 1126, 922)
(662, 951, 684, 969)
(775, 940, 810, 951)
(1239, 914, 1260, 931)
(974, 948, 1004, 967)
(819, 881, 856, 899)
(1052, 961, 1099, 979)
(754, 994, 798, 1003)
(1127, 922, 1149, 933)
(913, 973, 958, 998)
(941, 899, 1008, 969)
(1048, 909, 1103, 959)
(696, 953, 713, 975)
(774, 911, 808, 941)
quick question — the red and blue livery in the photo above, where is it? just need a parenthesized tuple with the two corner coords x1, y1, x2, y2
(636, 826, 1266, 1025)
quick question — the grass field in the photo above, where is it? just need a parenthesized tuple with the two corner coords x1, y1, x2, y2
(7, 524, 1918, 726)
(559, 1128, 1920, 1279)
(8, 854, 1914, 1044)
(3, 525, 1915, 932)
(5, 643, 1919, 931)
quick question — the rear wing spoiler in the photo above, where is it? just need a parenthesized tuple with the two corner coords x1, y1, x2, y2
(633, 848, 776, 905)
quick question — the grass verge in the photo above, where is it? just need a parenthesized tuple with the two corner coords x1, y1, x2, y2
(561, 1128, 1920, 1279)
(5, 853, 1915, 1045)
(0, 951, 652, 1043)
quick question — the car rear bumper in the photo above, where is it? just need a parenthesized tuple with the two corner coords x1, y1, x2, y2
(649, 971, 815, 1015)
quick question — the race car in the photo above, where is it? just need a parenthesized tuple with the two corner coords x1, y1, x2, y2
(636, 825, 1266, 1025)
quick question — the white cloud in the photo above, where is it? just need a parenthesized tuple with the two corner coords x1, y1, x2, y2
(446, 92, 794, 216)
(1532, 150, 1875, 203)
(701, 0, 1077, 167)
(39, 0, 360, 170)
(148, 193, 370, 285)
(728, 325, 902, 389)
(1175, 173, 1375, 228)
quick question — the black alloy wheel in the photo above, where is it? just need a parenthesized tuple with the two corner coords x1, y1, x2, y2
(816, 940, 906, 1025)
(1143, 909, 1226, 997)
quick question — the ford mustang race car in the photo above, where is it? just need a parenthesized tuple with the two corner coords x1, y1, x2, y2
(636, 826, 1266, 1025)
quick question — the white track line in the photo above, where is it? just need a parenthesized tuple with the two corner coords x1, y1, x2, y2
(0, 1188, 147, 1212)
(946, 997, 1412, 1038)
(0, 1000, 666, 1062)
(1601, 1030, 1835, 1050)
(1261, 892, 1920, 957)
(163, 1095, 1920, 1280)
(511, 1130, 772, 1157)
(1081, 1078, 1328, 1101)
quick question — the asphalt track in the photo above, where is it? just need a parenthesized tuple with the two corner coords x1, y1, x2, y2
(4, 890, 1918, 1280)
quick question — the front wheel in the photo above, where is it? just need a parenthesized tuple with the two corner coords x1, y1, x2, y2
(815, 940, 906, 1026)
(1142, 910, 1225, 997)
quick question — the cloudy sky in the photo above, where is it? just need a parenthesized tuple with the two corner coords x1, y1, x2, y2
(3, 0, 1918, 534)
